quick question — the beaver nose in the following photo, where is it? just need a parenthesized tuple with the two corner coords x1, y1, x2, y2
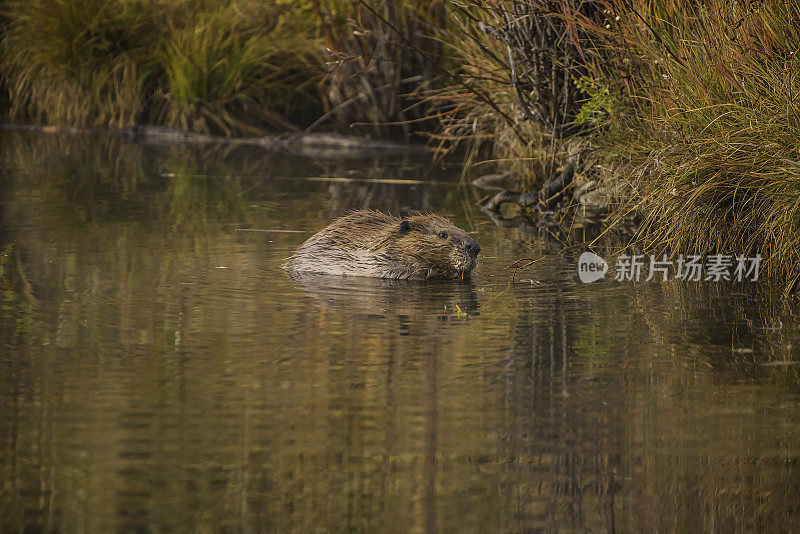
(466, 239, 481, 257)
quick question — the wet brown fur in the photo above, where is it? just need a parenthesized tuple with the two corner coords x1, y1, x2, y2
(282, 210, 480, 280)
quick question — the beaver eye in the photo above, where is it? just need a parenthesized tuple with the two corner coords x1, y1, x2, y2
(438, 231, 448, 239)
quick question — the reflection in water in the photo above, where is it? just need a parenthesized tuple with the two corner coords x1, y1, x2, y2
(288, 271, 480, 318)
(1, 132, 800, 532)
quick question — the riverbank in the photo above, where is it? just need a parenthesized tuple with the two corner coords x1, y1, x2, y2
(2, 0, 798, 291)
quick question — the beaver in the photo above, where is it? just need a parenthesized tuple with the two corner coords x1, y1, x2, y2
(282, 210, 480, 280)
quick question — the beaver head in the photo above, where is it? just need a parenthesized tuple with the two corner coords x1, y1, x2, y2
(375, 213, 481, 279)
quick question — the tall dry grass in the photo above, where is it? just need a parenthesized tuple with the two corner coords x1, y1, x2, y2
(595, 0, 800, 291)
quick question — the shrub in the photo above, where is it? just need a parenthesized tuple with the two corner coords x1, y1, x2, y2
(313, 0, 446, 138)
(428, 0, 605, 186)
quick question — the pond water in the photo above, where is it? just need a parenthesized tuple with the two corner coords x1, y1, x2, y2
(1, 132, 800, 532)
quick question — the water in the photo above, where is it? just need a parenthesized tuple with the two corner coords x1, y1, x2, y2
(1, 132, 800, 532)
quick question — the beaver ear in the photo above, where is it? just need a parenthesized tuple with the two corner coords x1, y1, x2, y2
(399, 220, 411, 233)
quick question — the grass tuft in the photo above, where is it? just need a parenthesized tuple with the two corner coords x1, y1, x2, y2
(2, 0, 157, 127)
(1, 0, 326, 133)
(156, 2, 325, 134)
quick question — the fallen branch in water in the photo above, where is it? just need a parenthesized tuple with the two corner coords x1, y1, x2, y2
(235, 228, 309, 233)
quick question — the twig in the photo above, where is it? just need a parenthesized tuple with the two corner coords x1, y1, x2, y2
(507, 256, 546, 283)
